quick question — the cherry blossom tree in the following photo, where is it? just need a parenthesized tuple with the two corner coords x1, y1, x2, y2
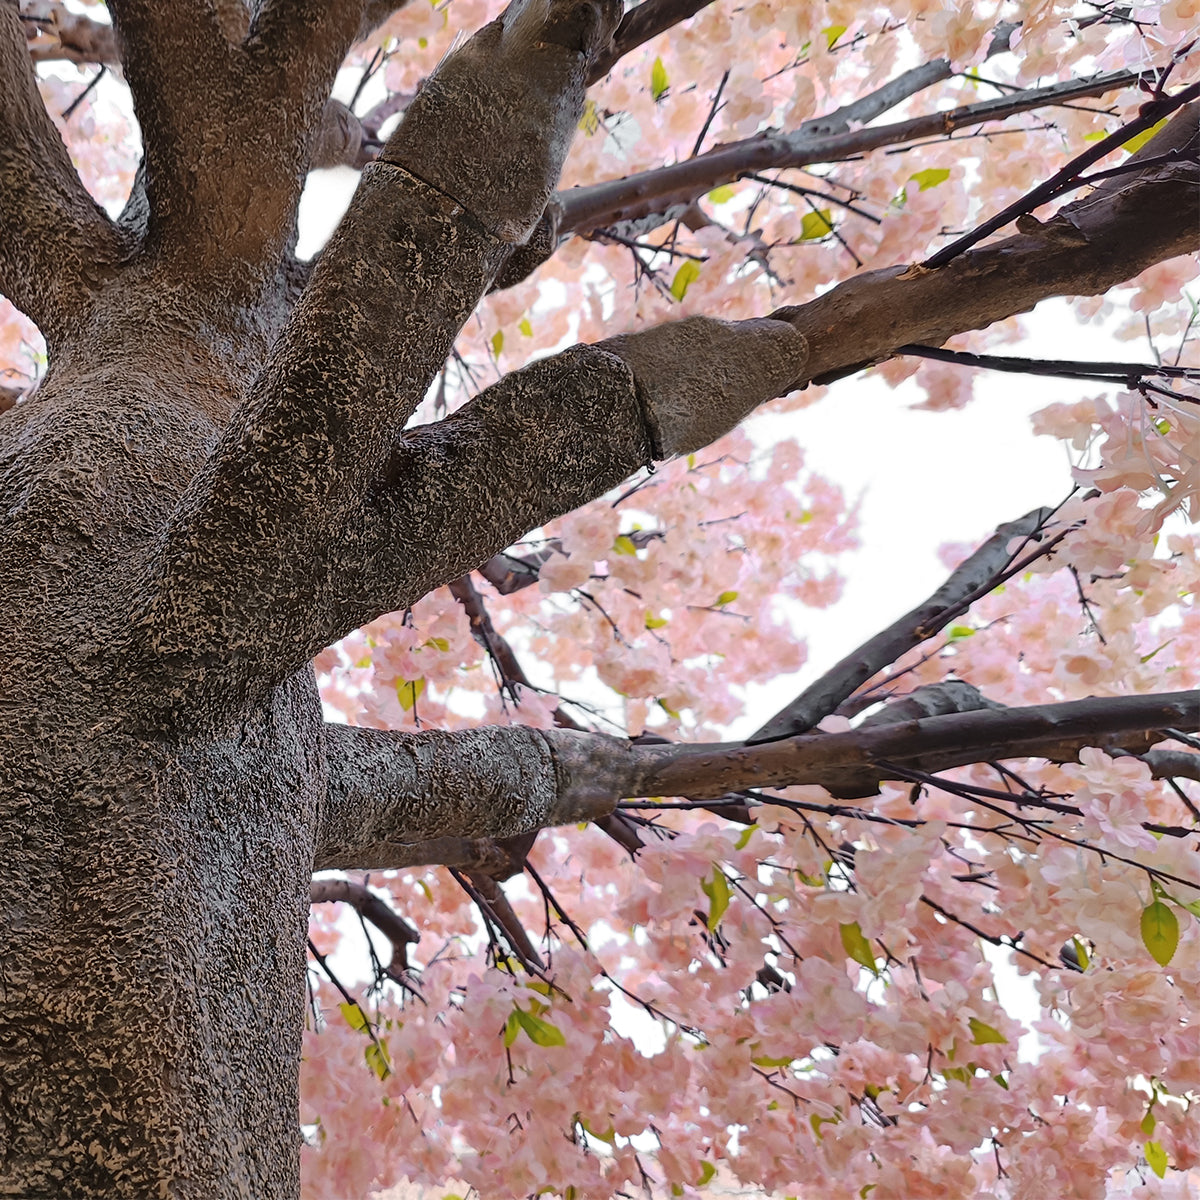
(1, 0, 1198, 1196)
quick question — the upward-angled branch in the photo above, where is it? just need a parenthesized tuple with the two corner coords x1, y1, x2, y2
(0, 5, 123, 342)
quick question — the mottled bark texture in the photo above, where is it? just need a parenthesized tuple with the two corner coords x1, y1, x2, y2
(1, 0, 1199, 1191)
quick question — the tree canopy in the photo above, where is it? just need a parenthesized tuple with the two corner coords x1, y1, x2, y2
(1, 0, 1199, 1197)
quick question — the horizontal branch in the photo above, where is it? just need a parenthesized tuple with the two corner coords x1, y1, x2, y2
(549, 691, 1200, 804)
(309, 878, 418, 977)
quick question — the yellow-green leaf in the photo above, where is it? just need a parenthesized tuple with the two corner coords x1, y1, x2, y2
(518, 316, 534, 337)
(910, 167, 950, 191)
(1072, 936, 1090, 971)
(658, 698, 681, 718)
(700, 866, 731, 930)
(1123, 117, 1168, 155)
(491, 330, 504, 357)
(514, 1007, 567, 1047)
(1154, 417, 1171, 435)
(735, 826, 755, 850)
(1083, 130, 1108, 142)
(651, 56, 669, 100)
(968, 1017, 1007, 1045)
(423, 636, 450, 652)
(670, 259, 701, 300)
(644, 610, 669, 629)
(1141, 900, 1179, 966)
(751, 1053, 794, 1067)
(1141, 1107, 1156, 1136)
(797, 209, 834, 241)
(340, 1002, 369, 1033)
(417, 880, 432, 902)
(504, 1009, 521, 1047)
(612, 535, 638, 556)
(1144, 1139, 1168, 1178)
(943, 1065, 973, 1084)
(697, 1162, 717, 1186)
(822, 24, 846, 47)
(578, 98, 601, 136)
(839, 921, 876, 973)
(715, 590, 739, 606)
(707, 184, 736, 204)
(396, 678, 425, 711)
(992, 1073, 1008, 1090)
(364, 1040, 392, 1080)
(947, 624, 975, 641)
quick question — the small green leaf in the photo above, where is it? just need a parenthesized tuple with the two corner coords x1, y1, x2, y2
(751, 1053, 795, 1067)
(797, 209, 834, 241)
(1141, 1107, 1156, 1136)
(1154, 417, 1171, 434)
(657, 698, 681, 718)
(697, 1162, 717, 1186)
(1083, 130, 1108, 143)
(670, 259, 701, 300)
(651, 56, 669, 100)
(504, 1009, 521, 1047)
(1123, 117, 1168, 155)
(424, 636, 450, 652)
(612, 534, 638, 556)
(1141, 901, 1179, 966)
(518, 316, 534, 337)
(715, 590, 739, 606)
(491, 330, 504, 357)
(417, 880, 432, 902)
(992, 1073, 1008, 1090)
(910, 167, 951, 191)
(968, 1017, 1007, 1046)
(644, 610, 669, 629)
(1140, 638, 1174, 664)
(947, 624, 975, 641)
(340, 1002, 369, 1033)
(942, 1065, 973, 1084)
(396, 678, 425, 711)
(364, 1040, 392, 1080)
(514, 1007, 567, 1047)
(707, 184, 736, 204)
(1144, 1139, 1168, 1178)
(822, 24, 846, 47)
(860, 1187, 877, 1199)
(839, 921, 876, 973)
(735, 826, 755, 850)
(1072, 936, 1090, 971)
(578, 98, 601, 136)
(700, 866, 731, 930)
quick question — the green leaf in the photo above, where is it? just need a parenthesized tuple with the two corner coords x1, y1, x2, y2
(1144, 1139, 1168, 1178)
(491, 330, 504, 357)
(644, 610, 669, 629)
(735, 826, 755, 850)
(651, 56, 669, 100)
(578, 98, 601, 136)
(797, 209, 834, 241)
(715, 590, 739, 607)
(968, 1017, 1007, 1045)
(1154, 417, 1171, 435)
(707, 184, 736, 204)
(751, 1053, 795, 1067)
(839, 921, 876, 973)
(1083, 130, 1108, 142)
(697, 1162, 717, 1186)
(1141, 900, 1179, 966)
(1123, 117, 1168, 155)
(518, 316, 534, 337)
(364, 1040, 392, 1080)
(1072, 936, 1090, 971)
(1140, 638, 1174, 664)
(340, 1002, 369, 1033)
(1141, 1107, 1156, 1136)
(503, 1009, 521, 1047)
(942, 1065, 973, 1084)
(669, 259, 701, 300)
(514, 1007, 567, 1047)
(396, 678, 425, 711)
(700, 867, 731, 930)
(910, 167, 950, 191)
(424, 636, 450, 652)
(947, 624, 975, 641)
(822, 24, 846, 47)
(612, 534, 638, 556)
(992, 1073, 1008, 1089)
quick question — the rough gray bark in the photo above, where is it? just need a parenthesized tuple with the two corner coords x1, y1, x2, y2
(1, 0, 1198, 1195)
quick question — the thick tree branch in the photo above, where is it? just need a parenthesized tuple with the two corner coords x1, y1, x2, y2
(750, 505, 1061, 742)
(0, 5, 123, 342)
(587, 0, 717, 82)
(315, 723, 616, 871)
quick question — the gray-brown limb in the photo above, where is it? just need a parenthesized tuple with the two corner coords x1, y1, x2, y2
(749, 505, 1058, 742)
(0, 4, 124, 344)
(309, 877, 418, 977)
